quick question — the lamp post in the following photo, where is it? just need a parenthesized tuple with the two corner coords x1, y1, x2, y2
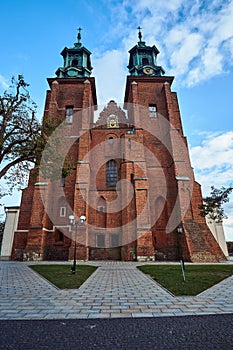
(177, 224, 185, 281)
(69, 214, 86, 274)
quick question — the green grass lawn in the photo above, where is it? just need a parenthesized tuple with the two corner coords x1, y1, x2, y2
(137, 264, 233, 296)
(30, 264, 97, 289)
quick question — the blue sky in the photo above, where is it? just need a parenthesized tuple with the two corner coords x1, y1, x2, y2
(0, 0, 233, 240)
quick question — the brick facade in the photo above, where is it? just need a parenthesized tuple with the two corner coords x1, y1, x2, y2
(11, 56, 226, 263)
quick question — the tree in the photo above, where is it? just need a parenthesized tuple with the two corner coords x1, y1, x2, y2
(37, 117, 75, 182)
(0, 75, 41, 198)
(199, 185, 233, 222)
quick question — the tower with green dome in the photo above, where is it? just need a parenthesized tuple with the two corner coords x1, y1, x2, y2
(56, 28, 93, 78)
(127, 27, 165, 76)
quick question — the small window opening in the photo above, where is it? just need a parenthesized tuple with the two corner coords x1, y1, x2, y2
(72, 59, 79, 67)
(149, 104, 157, 118)
(109, 137, 114, 145)
(60, 177, 65, 187)
(60, 207, 66, 217)
(66, 107, 73, 123)
(142, 57, 149, 65)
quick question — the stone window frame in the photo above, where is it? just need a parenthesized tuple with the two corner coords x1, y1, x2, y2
(106, 159, 118, 187)
(60, 206, 66, 217)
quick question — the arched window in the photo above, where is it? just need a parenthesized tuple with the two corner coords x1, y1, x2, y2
(97, 196, 106, 228)
(109, 137, 114, 145)
(106, 160, 118, 187)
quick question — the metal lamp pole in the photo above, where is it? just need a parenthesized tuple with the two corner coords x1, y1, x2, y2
(69, 214, 86, 274)
(177, 225, 185, 282)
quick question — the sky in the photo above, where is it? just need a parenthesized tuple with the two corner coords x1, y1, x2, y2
(0, 0, 233, 240)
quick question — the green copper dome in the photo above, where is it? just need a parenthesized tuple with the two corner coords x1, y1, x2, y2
(127, 27, 165, 77)
(56, 28, 93, 78)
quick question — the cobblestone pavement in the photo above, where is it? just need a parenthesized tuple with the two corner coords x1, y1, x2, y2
(1, 261, 233, 319)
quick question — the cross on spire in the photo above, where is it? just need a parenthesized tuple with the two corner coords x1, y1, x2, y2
(77, 27, 82, 43)
(137, 26, 142, 42)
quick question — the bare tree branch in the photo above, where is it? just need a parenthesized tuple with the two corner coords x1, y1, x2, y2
(0, 75, 42, 198)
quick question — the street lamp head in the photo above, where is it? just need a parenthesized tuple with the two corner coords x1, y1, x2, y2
(80, 215, 86, 223)
(69, 214, 86, 224)
(69, 215, 75, 224)
(177, 225, 183, 234)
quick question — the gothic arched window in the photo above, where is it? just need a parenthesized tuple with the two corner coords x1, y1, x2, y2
(106, 160, 118, 187)
(109, 137, 114, 145)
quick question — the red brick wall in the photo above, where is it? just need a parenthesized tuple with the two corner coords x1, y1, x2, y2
(12, 73, 226, 262)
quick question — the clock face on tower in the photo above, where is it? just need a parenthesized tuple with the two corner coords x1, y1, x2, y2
(67, 68, 79, 77)
(143, 67, 154, 75)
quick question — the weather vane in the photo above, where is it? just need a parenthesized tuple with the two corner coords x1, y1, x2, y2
(137, 26, 142, 42)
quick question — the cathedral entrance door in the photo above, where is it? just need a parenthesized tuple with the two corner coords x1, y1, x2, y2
(109, 234, 121, 260)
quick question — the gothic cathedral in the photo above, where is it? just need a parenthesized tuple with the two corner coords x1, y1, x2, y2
(12, 30, 225, 262)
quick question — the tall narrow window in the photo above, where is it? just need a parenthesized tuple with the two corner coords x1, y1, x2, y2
(60, 177, 65, 187)
(96, 234, 105, 248)
(106, 160, 118, 187)
(111, 234, 119, 247)
(65, 107, 73, 123)
(98, 197, 106, 228)
(149, 104, 157, 118)
(60, 207, 66, 217)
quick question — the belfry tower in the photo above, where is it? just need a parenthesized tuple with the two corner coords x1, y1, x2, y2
(12, 30, 97, 261)
(11, 29, 226, 262)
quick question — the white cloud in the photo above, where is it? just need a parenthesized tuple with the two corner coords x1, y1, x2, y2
(84, 1, 232, 94)
(170, 32, 204, 76)
(190, 131, 233, 170)
(214, 1, 233, 44)
(96, 1, 233, 239)
(190, 130, 233, 240)
(126, 0, 183, 14)
(110, 0, 233, 87)
(93, 49, 128, 105)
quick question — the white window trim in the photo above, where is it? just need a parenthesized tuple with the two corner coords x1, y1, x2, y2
(60, 207, 66, 217)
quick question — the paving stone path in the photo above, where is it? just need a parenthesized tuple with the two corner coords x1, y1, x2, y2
(1, 261, 233, 319)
